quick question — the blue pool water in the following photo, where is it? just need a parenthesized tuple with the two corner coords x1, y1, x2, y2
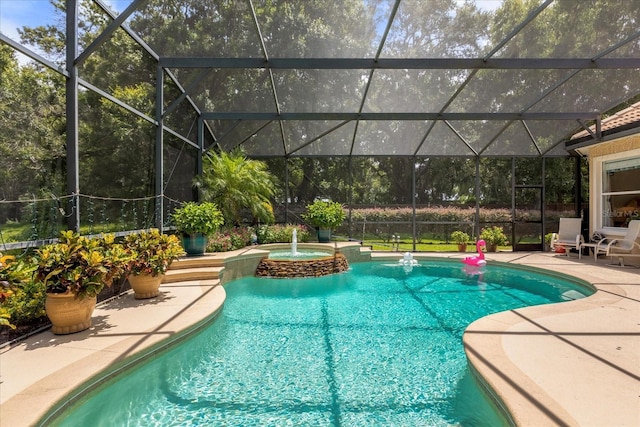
(52, 260, 592, 426)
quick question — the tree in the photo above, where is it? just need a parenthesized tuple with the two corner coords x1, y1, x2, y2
(0, 44, 66, 219)
(194, 149, 277, 225)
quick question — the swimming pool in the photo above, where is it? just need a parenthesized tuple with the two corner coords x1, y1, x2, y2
(49, 260, 593, 426)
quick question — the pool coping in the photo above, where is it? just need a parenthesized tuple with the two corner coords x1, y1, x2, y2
(1, 250, 639, 426)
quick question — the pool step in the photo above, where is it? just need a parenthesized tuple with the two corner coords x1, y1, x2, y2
(162, 255, 225, 283)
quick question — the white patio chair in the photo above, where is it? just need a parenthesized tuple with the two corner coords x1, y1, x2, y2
(593, 220, 640, 266)
(550, 218, 584, 256)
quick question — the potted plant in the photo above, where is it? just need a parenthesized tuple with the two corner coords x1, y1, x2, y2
(123, 229, 184, 299)
(34, 231, 129, 334)
(302, 200, 346, 243)
(450, 231, 470, 252)
(171, 202, 224, 255)
(544, 232, 554, 252)
(479, 226, 508, 252)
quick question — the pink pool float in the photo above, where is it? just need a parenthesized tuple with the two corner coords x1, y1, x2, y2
(462, 239, 487, 267)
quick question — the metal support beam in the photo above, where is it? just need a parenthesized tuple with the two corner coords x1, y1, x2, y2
(0, 34, 68, 77)
(201, 112, 600, 121)
(155, 66, 164, 230)
(475, 157, 480, 238)
(412, 157, 417, 251)
(65, 0, 80, 232)
(76, 0, 149, 66)
(159, 57, 640, 70)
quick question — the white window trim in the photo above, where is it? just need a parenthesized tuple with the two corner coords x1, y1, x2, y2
(590, 147, 640, 236)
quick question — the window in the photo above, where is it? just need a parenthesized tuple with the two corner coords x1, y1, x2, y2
(601, 156, 640, 228)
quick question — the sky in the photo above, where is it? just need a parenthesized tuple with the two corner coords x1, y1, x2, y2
(1, 0, 504, 61)
(0, 0, 130, 42)
(1, 0, 503, 41)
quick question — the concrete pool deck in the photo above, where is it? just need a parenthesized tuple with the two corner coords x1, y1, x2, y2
(1, 250, 638, 426)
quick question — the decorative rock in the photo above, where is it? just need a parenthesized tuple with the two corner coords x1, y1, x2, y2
(255, 253, 349, 278)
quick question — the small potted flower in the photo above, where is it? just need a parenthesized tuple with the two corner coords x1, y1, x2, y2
(34, 231, 129, 334)
(479, 226, 508, 252)
(302, 200, 346, 243)
(171, 202, 225, 255)
(123, 229, 183, 299)
(450, 231, 470, 252)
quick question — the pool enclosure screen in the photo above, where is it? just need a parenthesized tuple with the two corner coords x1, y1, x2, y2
(0, 0, 638, 247)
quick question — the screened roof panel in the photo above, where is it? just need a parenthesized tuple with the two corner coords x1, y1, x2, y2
(283, 120, 348, 153)
(272, 69, 367, 113)
(482, 121, 539, 157)
(190, 69, 277, 113)
(289, 122, 357, 157)
(254, 0, 382, 58)
(380, 0, 494, 58)
(448, 120, 510, 155)
(352, 121, 429, 156)
(446, 69, 577, 114)
(529, 68, 640, 113)
(494, 0, 640, 59)
(127, 1, 262, 57)
(237, 121, 285, 156)
(3, 0, 639, 160)
(605, 39, 640, 58)
(213, 120, 272, 152)
(364, 69, 470, 113)
(418, 121, 476, 157)
(525, 120, 582, 155)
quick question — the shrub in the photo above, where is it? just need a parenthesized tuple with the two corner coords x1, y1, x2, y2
(480, 226, 508, 246)
(1, 280, 46, 326)
(450, 231, 470, 244)
(207, 227, 253, 252)
(302, 200, 346, 229)
(171, 202, 224, 236)
(255, 224, 311, 244)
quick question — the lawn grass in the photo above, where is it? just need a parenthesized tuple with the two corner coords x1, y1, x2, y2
(364, 240, 511, 252)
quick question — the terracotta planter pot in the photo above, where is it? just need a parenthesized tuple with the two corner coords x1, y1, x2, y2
(457, 243, 467, 252)
(486, 243, 498, 252)
(45, 293, 97, 335)
(128, 273, 164, 299)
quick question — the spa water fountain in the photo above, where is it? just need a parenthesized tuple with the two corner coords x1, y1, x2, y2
(255, 228, 349, 277)
(291, 228, 299, 256)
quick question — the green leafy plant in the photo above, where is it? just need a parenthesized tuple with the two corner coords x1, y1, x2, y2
(302, 200, 346, 230)
(255, 224, 311, 244)
(171, 202, 224, 236)
(0, 253, 37, 329)
(194, 148, 277, 225)
(34, 231, 128, 300)
(545, 232, 554, 248)
(450, 231, 470, 245)
(1, 279, 46, 328)
(479, 226, 508, 247)
(123, 229, 184, 276)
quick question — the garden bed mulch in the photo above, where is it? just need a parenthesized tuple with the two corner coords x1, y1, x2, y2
(1, 317, 51, 347)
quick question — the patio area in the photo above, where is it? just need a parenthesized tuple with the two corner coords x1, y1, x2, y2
(0, 250, 638, 426)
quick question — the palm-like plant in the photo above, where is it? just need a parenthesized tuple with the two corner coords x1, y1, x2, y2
(194, 149, 277, 225)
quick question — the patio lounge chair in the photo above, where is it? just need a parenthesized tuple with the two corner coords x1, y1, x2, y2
(593, 220, 640, 266)
(550, 218, 584, 256)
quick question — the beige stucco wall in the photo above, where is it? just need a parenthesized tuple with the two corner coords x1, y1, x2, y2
(585, 133, 640, 264)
